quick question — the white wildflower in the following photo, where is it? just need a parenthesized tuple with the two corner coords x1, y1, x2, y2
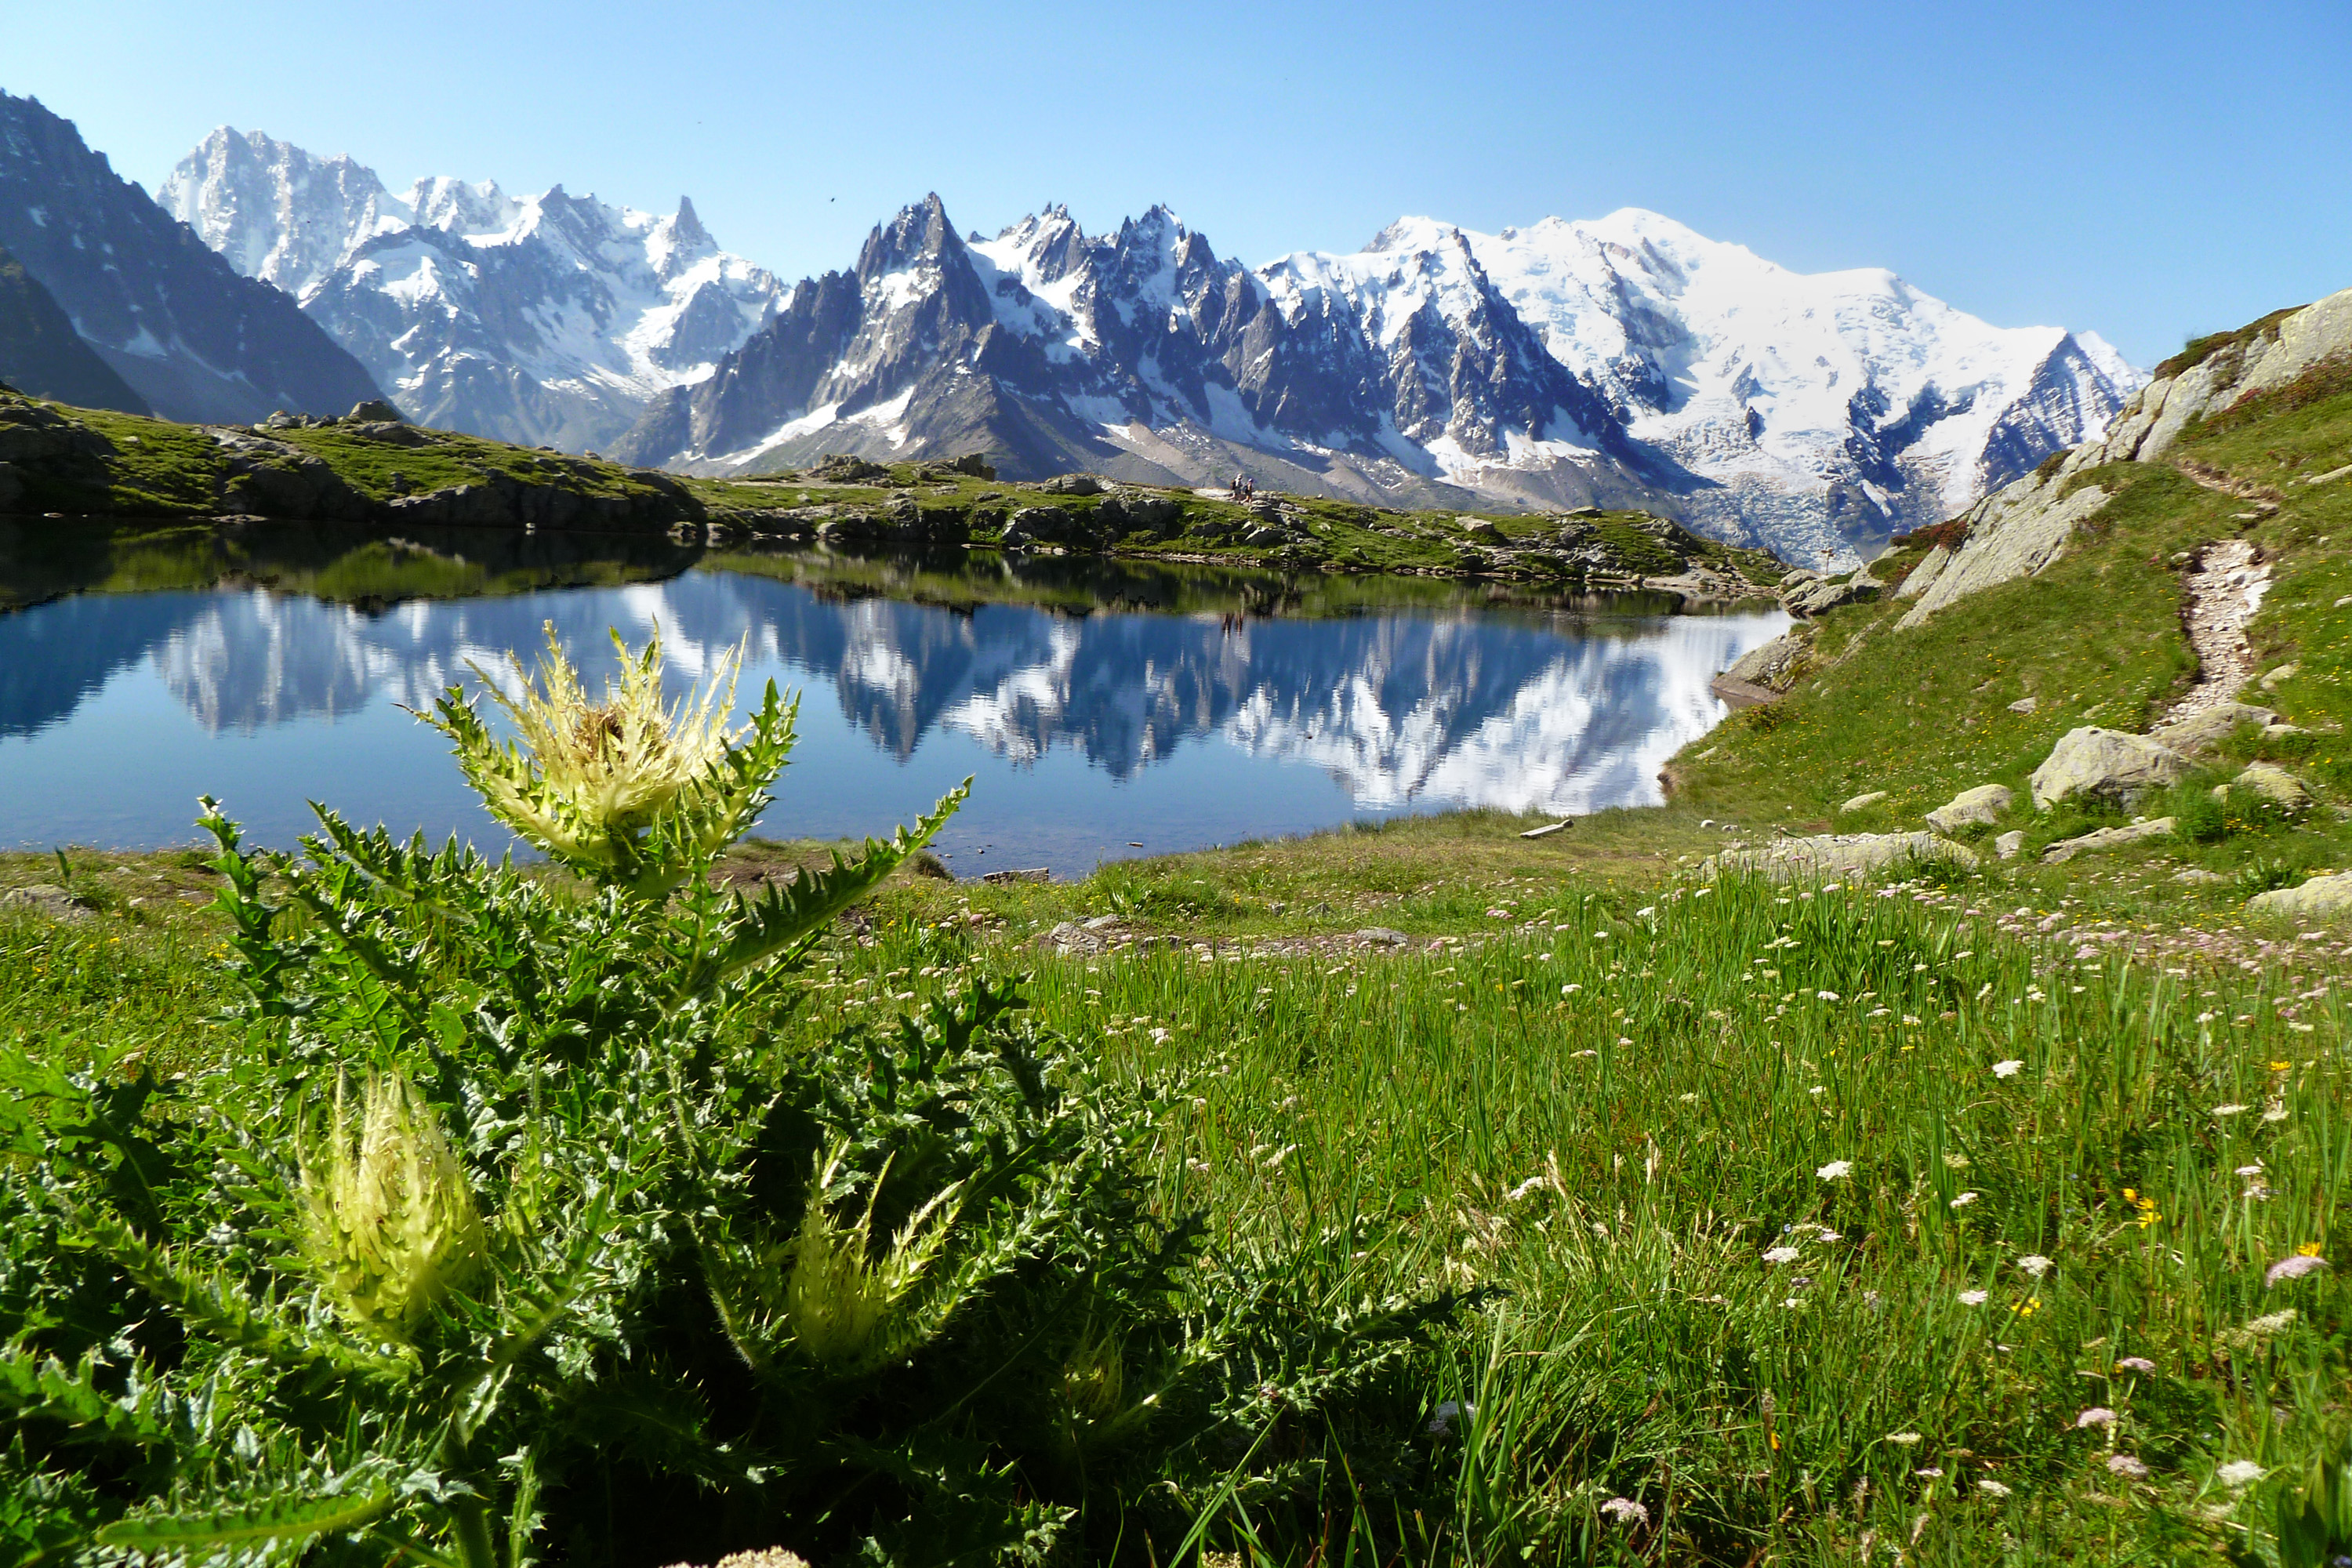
(1886, 1432, 1922, 1446)
(2075, 1406, 2117, 1429)
(2218, 1460, 2264, 1487)
(1817, 1160, 1853, 1181)
(1958, 1289, 1988, 1305)
(2212, 1103, 2249, 1117)
(2266, 1254, 2329, 1287)
(2106, 1454, 2150, 1481)
(1762, 1246, 1802, 1265)
(1992, 1059, 2024, 1079)
(1599, 1496, 1649, 1526)
(2016, 1254, 2053, 1278)
(1976, 1478, 2013, 1498)
(1949, 1192, 1979, 1210)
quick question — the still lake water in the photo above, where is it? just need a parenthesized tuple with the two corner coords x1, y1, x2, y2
(0, 521, 1788, 876)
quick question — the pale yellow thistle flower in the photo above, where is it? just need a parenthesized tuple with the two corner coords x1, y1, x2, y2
(298, 1073, 487, 1344)
(784, 1142, 961, 1369)
(450, 621, 746, 875)
(1060, 1322, 1127, 1422)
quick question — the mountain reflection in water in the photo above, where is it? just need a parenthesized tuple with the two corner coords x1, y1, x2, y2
(0, 525, 1788, 872)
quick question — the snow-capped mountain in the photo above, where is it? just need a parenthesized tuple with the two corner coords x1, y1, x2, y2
(620, 196, 2139, 560)
(1450, 210, 2141, 561)
(0, 95, 381, 424)
(160, 129, 785, 451)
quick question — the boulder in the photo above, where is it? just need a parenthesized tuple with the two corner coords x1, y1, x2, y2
(2247, 870, 2352, 924)
(939, 452, 995, 479)
(1722, 631, 1813, 693)
(1780, 568, 1823, 588)
(1784, 577, 1882, 618)
(1000, 506, 1088, 550)
(1114, 491, 1184, 532)
(1838, 790, 1889, 815)
(2029, 727, 2191, 810)
(2041, 817, 2176, 863)
(1925, 784, 2013, 834)
(1459, 518, 1507, 544)
(2007, 695, 2039, 714)
(2229, 762, 2314, 811)
(1994, 830, 2026, 861)
(0, 883, 91, 920)
(2172, 868, 2229, 885)
(1040, 473, 1104, 496)
(980, 867, 1052, 885)
(2261, 662, 2299, 690)
(1701, 832, 1978, 884)
(348, 398, 405, 424)
(2151, 701, 2278, 757)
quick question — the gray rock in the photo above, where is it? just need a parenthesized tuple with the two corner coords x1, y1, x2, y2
(2172, 868, 2229, 885)
(1038, 920, 1105, 954)
(1459, 518, 1507, 544)
(2152, 702, 2278, 757)
(1838, 790, 1889, 815)
(1896, 478, 2113, 629)
(1000, 506, 1083, 550)
(1893, 543, 1951, 601)
(1354, 927, 1411, 946)
(2041, 817, 2175, 862)
(2007, 695, 2039, 714)
(1040, 473, 1104, 496)
(1722, 631, 1813, 693)
(1701, 832, 1978, 883)
(348, 398, 405, 423)
(2260, 662, 2299, 690)
(980, 867, 1052, 885)
(2248, 870, 2352, 923)
(1925, 783, 2013, 834)
(1784, 577, 1882, 618)
(0, 883, 92, 920)
(1519, 820, 1571, 840)
(2230, 762, 2314, 811)
(1994, 830, 2026, 861)
(2029, 727, 2192, 810)
(1780, 568, 1823, 588)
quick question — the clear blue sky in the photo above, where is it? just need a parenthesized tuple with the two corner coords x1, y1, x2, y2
(9, 0, 2347, 368)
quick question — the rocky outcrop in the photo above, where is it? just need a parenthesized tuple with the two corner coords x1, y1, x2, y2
(2247, 871, 2352, 924)
(2227, 762, 2313, 812)
(2029, 727, 2191, 810)
(1925, 784, 2012, 833)
(2151, 700, 2278, 757)
(1898, 284, 2352, 627)
(2042, 817, 2174, 862)
(1716, 630, 1812, 697)
(1784, 575, 1882, 619)
(1702, 831, 1978, 883)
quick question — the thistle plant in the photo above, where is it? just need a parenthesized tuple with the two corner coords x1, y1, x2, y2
(781, 1142, 964, 1371)
(297, 1072, 487, 1345)
(423, 621, 784, 898)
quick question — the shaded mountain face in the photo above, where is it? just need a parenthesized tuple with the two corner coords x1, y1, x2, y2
(0, 94, 380, 423)
(160, 128, 785, 452)
(619, 198, 2140, 561)
(0, 242, 148, 413)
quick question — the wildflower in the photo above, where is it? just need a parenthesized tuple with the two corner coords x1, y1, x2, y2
(2212, 1103, 2249, 1117)
(1886, 1432, 1923, 1446)
(2265, 1254, 2330, 1287)
(1817, 989, 1841, 1002)
(2115, 1356, 2156, 1374)
(1762, 1246, 1801, 1265)
(2106, 1454, 2150, 1481)
(1915, 1467, 1944, 1479)
(2218, 1460, 2264, 1487)
(2234, 1164, 2264, 1177)
(2075, 1407, 2117, 1429)
(1992, 1059, 2024, 1078)
(1950, 1192, 1979, 1210)
(1958, 1289, 1988, 1305)
(2016, 1254, 2054, 1278)
(1599, 1497, 1649, 1527)
(1505, 1175, 1552, 1202)
(429, 622, 750, 890)
(1817, 1160, 1853, 1181)
(784, 1142, 964, 1369)
(1976, 1478, 2013, 1498)
(297, 1073, 487, 1345)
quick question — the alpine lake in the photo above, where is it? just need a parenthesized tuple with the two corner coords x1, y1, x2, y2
(0, 517, 1790, 876)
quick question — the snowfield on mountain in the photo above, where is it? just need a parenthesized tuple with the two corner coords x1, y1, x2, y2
(159, 127, 783, 452)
